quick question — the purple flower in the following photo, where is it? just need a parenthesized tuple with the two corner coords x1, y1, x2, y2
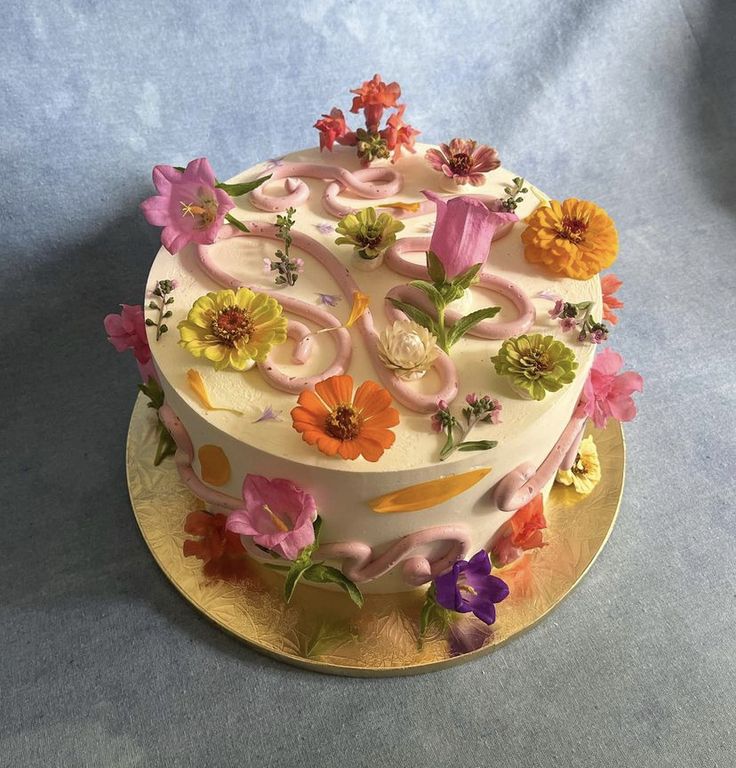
(488, 400, 502, 424)
(423, 190, 517, 279)
(316, 293, 341, 307)
(140, 158, 234, 254)
(560, 317, 578, 333)
(264, 157, 285, 170)
(465, 392, 478, 406)
(226, 475, 316, 561)
(434, 550, 509, 625)
(549, 299, 565, 319)
(316, 222, 334, 235)
(253, 405, 282, 423)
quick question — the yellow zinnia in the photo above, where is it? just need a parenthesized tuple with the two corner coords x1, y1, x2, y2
(556, 435, 601, 494)
(522, 198, 618, 280)
(178, 288, 288, 371)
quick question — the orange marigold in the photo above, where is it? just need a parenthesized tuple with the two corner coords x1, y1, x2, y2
(291, 374, 400, 462)
(522, 198, 618, 280)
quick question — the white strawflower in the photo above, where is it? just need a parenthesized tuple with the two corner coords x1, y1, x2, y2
(377, 320, 440, 380)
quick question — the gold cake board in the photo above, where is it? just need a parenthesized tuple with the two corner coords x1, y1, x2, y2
(126, 394, 625, 677)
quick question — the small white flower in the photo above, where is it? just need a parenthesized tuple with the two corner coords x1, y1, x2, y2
(377, 320, 440, 380)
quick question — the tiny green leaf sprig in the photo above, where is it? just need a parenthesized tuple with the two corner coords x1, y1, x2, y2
(500, 177, 529, 213)
(138, 377, 177, 466)
(265, 207, 302, 286)
(264, 517, 364, 608)
(146, 279, 176, 340)
(431, 393, 501, 461)
(388, 251, 501, 353)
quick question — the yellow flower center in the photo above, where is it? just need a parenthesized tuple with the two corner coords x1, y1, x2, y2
(450, 152, 472, 175)
(180, 189, 218, 228)
(325, 404, 361, 440)
(211, 306, 255, 346)
(557, 216, 588, 243)
(572, 455, 588, 476)
(263, 504, 290, 532)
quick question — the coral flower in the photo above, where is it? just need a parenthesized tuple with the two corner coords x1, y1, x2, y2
(491, 495, 547, 566)
(291, 374, 400, 462)
(556, 435, 602, 494)
(140, 158, 234, 254)
(522, 198, 618, 280)
(425, 139, 501, 186)
(575, 348, 643, 428)
(183, 511, 249, 581)
(104, 304, 156, 382)
(381, 105, 421, 163)
(226, 475, 317, 561)
(314, 107, 349, 152)
(601, 273, 624, 325)
(350, 73, 402, 131)
(178, 288, 288, 371)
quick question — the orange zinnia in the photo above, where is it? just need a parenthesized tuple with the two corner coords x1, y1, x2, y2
(522, 198, 618, 280)
(291, 374, 400, 462)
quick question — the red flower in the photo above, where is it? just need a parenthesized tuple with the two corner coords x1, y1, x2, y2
(600, 274, 624, 325)
(183, 511, 249, 581)
(381, 105, 421, 163)
(350, 73, 401, 131)
(490, 496, 547, 567)
(314, 107, 349, 152)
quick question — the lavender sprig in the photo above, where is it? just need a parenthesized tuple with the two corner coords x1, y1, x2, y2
(145, 279, 176, 340)
(431, 394, 501, 461)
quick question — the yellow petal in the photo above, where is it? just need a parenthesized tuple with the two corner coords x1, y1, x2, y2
(369, 468, 492, 513)
(378, 201, 421, 212)
(345, 291, 370, 328)
(198, 444, 231, 486)
(186, 369, 243, 415)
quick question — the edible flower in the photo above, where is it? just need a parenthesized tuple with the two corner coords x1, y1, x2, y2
(291, 374, 400, 462)
(178, 288, 288, 371)
(601, 274, 624, 325)
(377, 319, 439, 380)
(492, 334, 578, 401)
(350, 73, 401, 132)
(425, 138, 501, 186)
(433, 550, 509, 625)
(314, 107, 349, 151)
(345, 291, 370, 327)
(183, 511, 248, 581)
(575, 348, 643, 428)
(186, 369, 243, 415)
(104, 304, 155, 382)
(522, 198, 618, 280)
(490, 496, 547, 567)
(381, 104, 420, 163)
(556, 435, 602, 494)
(335, 207, 405, 261)
(226, 475, 317, 561)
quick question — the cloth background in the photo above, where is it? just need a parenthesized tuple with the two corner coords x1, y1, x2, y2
(2, 1, 734, 765)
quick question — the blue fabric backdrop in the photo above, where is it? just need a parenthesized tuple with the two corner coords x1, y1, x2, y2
(2, 1, 735, 765)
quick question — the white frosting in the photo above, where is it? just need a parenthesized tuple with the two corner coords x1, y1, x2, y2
(146, 144, 600, 592)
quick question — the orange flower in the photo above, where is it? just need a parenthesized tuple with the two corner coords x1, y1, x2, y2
(291, 374, 400, 462)
(509, 494, 547, 550)
(183, 511, 249, 581)
(522, 198, 618, 280)
(350, 73, 401, 131)
(345, 290, 370, 327)
(600, 273, 624, 325)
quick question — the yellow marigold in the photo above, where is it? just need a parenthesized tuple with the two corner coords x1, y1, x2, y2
(178, 288, 288, 371)
(522, 198, 618, 280)
(556, 435, 601, 494)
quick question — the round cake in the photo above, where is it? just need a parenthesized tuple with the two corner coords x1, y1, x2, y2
(144, 143, 599, 593)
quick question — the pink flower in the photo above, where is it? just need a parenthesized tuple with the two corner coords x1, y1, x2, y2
(381, 105, 420, 164)
(139, 158, 234, 254)
(423, 190, 517, 279)
(225, 475, 317, 561)
(549, 299, 565, 319)
(104, 304, 156, 383)
(314, 108, 349, 152)
(576, 349, 643, 429)
(425, 139, 501, 186)
(560, 316, 578, 332)
(601, 274, 624, 325)
(350, 73, 401, 132)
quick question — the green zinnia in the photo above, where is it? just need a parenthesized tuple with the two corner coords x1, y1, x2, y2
(335, 207, 404, 260)
(491, 334, 578, 401)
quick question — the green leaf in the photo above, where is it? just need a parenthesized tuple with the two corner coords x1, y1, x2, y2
(224, 212, 249, 233)
(173, 166, 185, 172)
(138, 377, 165, 409)
(426, 251, 446, 285)
(387, 298, 437, 335)
(451, 263, 482, 292)
(419, 592, 435, 638)
(439, 425, 456, 461)
(446, 306, 501, 347)
(312, 515, 323, 545)
(215, 174, 272, 196)
(153, 427, 176, 466)
(304, 564, 364, 608)
(284, 559, 313, 603)
(456, 440, 498, 452)
(408, 280, 445, 308)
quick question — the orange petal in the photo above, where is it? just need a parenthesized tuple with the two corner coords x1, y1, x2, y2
(354, 435, 386, 462)
(378, 201, 421, 212)
(345, 291, 370, 328)
(187, 369, 243, 415)
(360, 426, 396, 449)
(198, 444, 231, 486)
(295, 390, 330, 419)
(315, 375, 354, 408)
(353, 380, 392, 417)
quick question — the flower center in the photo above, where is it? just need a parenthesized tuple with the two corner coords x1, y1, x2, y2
(558, 216, 588, 243)
(572, 455, 588, 476)
(325, 404, 361, 441)
(180, 188, 218, 228)
(211, 306, 255, 346)
(263, 504, 290, 533)
(520, 349, 551, 378)
(450, 152, 472, 175)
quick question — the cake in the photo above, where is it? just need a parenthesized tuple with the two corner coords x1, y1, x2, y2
(106, 75, 641, 630)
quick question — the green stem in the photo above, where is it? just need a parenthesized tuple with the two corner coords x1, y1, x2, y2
(436, 303, 449, 353)
(439, 414, 483, 461)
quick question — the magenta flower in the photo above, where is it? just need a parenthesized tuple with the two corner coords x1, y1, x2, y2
(226, 475, 317, 561)
(139, 158, 234, 254)
(434, 550, 509, 625)
(423, 190, 517, 279)
(576, 349, 643, 429)
(104, 304, 156, 381)
(425, 139, 501, 186)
